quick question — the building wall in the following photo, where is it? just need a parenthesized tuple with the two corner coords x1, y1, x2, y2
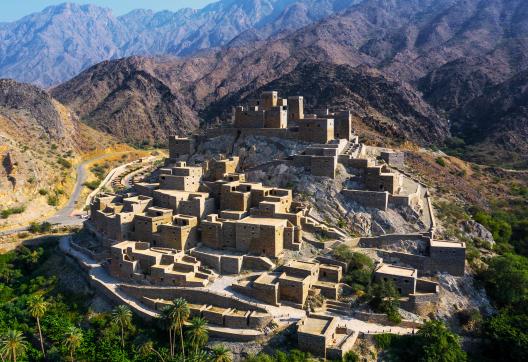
(334, 111, 353, 140)
(428, 245, 465, 276)
(279, 277, 309, 305)
(234, 106, 265, 128)
(381, 151, 405, 167)
(169, 137, 194, 159)
(288, 96, 304, 120)
(365, 167, 400, 194)
(311, 156, 337, 178)
(374, 270, 417, 296)
(264, 106, 288, 128)
(298, 118, 334, 143)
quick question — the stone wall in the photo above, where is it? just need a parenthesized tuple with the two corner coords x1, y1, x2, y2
(342, 189, 389, 210)
(118, 285, 267, 312)
(358, 234, 429, 249)
(352, 311, 423, 329)
(380, 151, 405, 167)
(232, 282, 279, 306)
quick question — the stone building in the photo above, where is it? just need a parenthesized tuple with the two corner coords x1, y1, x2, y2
(229, 91, 357, 144)
(108, 241, 214, 287)
(381, 151, 405, 167)
(297, 314, 357, 359)
(374, 263, 417, 296)
(373, 262, 440, 312)
(233, 260, 342, 308)
(298, 118, 335, 144)
(293, 139, 348, 178)
(168, 136, 194, 160)
(428, 240, 466, 276)
(159, 161, 203, 191)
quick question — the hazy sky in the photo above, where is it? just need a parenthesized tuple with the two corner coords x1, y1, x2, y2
(0, 0, 217, 22)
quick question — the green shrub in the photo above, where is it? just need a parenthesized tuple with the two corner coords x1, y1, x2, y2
(387, 307, 403, 324)
(481, 253, 528, 308)
(83, 180, 100, 190)
(0, 205, 26, 219)
(435, 157, 446, 167)
(28, 221, 52, 234)
(374, 333, 395, 349)
(342, 351, 359, 362)
(57, 157, 72, 169)
(47, 194, 59, 206)
(38, 189, 48, 195)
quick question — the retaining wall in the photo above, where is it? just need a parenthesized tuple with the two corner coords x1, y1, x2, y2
(118, 285, 267, 312)
(352, 311, 422, 329)
(342, 189, 388, 210)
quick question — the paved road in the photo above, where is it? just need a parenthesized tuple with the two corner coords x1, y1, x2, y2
(0, 152, 132, 237)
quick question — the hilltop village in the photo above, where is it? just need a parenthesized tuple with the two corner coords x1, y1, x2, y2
(72, 91, 467, 359)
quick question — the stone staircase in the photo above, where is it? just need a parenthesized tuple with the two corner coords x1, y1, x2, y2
(338, 142, 361, 164)
(324, 300, 353, 316)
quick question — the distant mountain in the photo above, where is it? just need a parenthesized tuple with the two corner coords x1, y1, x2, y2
(52, 0, 528, 166)
(0, 0, 357, 86)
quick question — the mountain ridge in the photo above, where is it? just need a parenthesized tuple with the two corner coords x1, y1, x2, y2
(0, 0, 358, 86)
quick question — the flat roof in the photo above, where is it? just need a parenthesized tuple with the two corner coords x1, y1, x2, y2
(255, 272, 280, 285)
(134, 182, 159, 189)
(278, 272, 309, 283)
(239, 216, 288, 226)
(153, 189, 209, 197)
(376, 263, 416, 277)
(430, 240, 465, 248)
(298, 315, 334, 335)
(286, 260, 317, 270)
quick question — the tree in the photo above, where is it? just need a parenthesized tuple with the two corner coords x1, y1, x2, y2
(368, 280, 401, 323)
(482, 253, 528, 308)
(169, 298, 190, 358)
(483, 311, 528, 361)
(211, 344, 232, 362)
(342, 351, 359, 362)
(111, 304, 133, 349)
(27, 294, 48, 356)
(160, 306, 174, 357)
(137, 339, 166, 362)
(374, 321, 466, 362)
(62, 326, 83, 362)
(418, 320, 466, 362)
(0, 330, 28, 362)
(186, 317, 208, 355)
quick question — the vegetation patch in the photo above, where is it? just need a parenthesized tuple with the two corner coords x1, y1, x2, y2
(0, 205, 26, 219)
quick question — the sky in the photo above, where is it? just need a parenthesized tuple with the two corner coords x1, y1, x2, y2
(0, 0, 217, 22)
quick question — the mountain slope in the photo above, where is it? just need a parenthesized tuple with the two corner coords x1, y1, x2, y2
(51, 57, 198, 143)
(203, 62, 449, 145)
(52, 0, 528, 165)
(451, 70, 528, 167)
(0, 79, 115, 225)
(0, 0, 357, 86)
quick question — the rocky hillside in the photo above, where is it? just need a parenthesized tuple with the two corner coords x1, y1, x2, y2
(0, 79, 114, 227)
(203, 62, 449, 145)
(0, 0, 357, 86)
(51, 0, 528, 165)
(50, 57, 198, 144)
(451, 70, 528, 168)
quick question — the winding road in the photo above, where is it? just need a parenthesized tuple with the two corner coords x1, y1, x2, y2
(0, 152, 136, 237)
